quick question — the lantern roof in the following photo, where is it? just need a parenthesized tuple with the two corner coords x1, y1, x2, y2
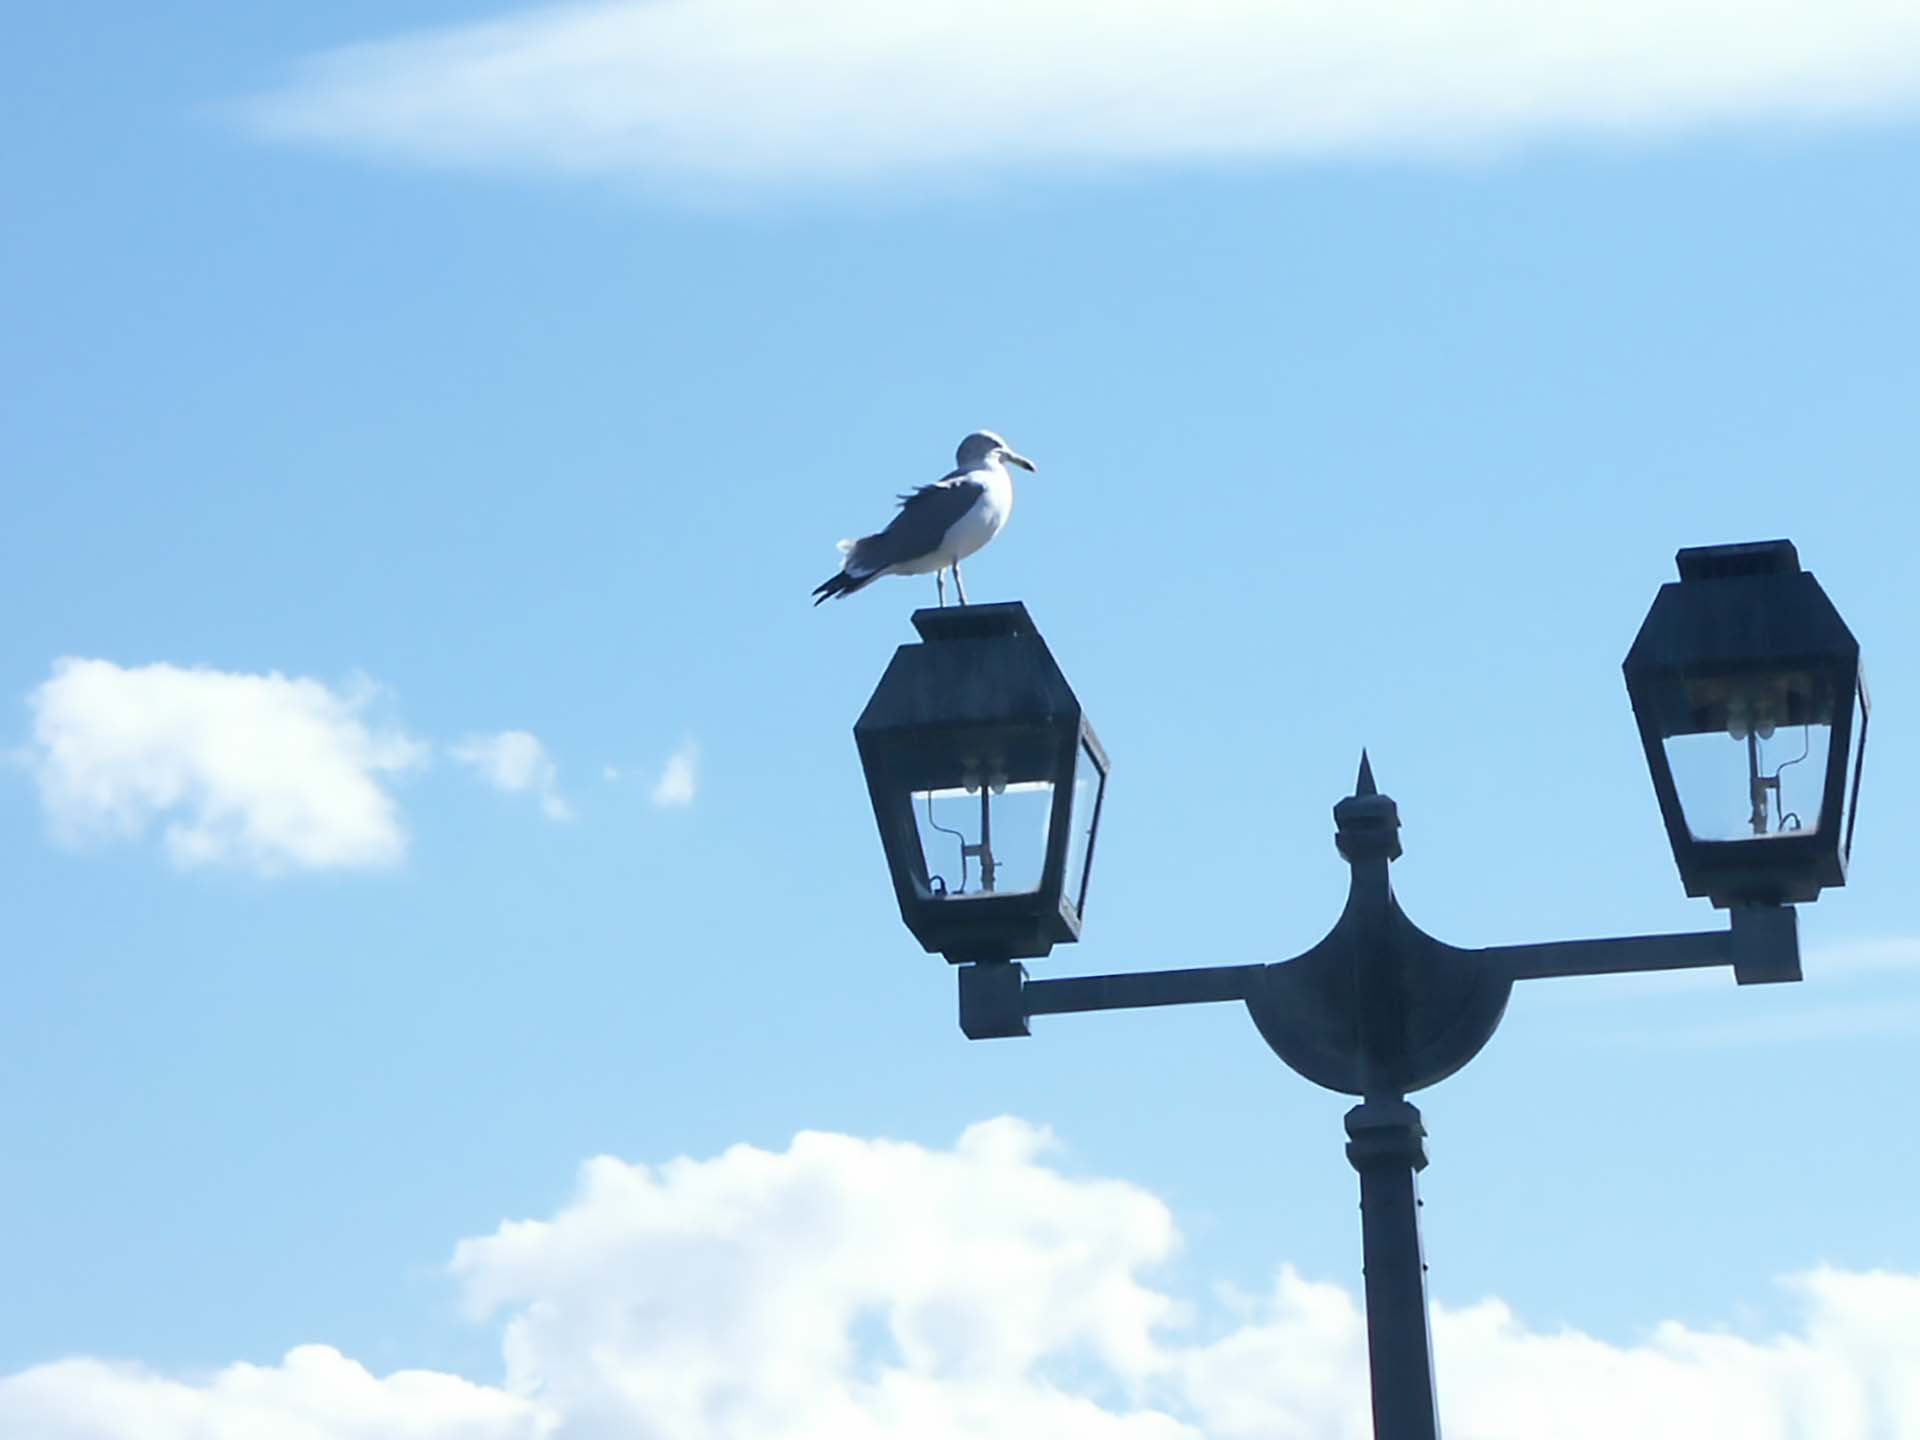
(1625, 540, 1857, 702)
(854, 602, 1081, 740)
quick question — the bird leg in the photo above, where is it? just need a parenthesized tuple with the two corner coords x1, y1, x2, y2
(952, 563, 969, 606)
(936, 570, 946, 607)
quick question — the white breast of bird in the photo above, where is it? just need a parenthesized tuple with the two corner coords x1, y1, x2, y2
(942, 467, 1013, 562)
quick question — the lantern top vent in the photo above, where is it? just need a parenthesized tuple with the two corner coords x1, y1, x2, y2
(1675, 539, 1799, 582)
(910, 601, 1037, 643)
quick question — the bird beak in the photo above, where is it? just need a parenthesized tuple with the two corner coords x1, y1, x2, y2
(1004, 451, 1037, 472)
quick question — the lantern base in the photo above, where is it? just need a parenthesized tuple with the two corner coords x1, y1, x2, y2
(1729, 902, 1800, 984)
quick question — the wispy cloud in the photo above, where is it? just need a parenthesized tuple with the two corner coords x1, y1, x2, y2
(1614, 996, 1920, 1049)
(1810, 934, 1920, 980)
(1588, 934, 1920, 1049)
(650, 740, 698, 809)
(5, 1119, 1918, 1437)
(22, 658, 425, 874)
(452, 729, 572, 821)
(244, 0, 1920, 189)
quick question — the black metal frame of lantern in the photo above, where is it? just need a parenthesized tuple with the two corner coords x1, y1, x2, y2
(855, 603, 1108, 964)
(849, 542, 1866, 1440)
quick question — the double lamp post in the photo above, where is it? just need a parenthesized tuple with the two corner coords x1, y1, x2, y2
(847, 539, 1868, 1440)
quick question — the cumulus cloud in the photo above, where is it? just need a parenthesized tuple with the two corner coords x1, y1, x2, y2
(452, 1119, 1181, 1436)
(452, 729, 572, 821)
(4, 1120, 1919, 1438)
(0, 1345, 541, 1440)
(22, 658, 425, 874)
(243, 0, 1920, 189)
(651, 740, 697, 809)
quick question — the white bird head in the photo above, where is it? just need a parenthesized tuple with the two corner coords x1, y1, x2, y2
(956, 430, 1037, 473)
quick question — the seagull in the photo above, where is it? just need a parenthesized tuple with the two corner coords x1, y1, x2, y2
(812, 431, 1037, 607)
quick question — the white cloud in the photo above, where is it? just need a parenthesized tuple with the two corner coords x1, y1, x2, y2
(22, 658, 425, 874)
(651, 740, 698, 809)
(451, 1120, 1182, 1435)
(453, 729, 572, 821)
(0, 1345, 542, 1440)
(244, 0, 1920, 188)
(4, 1120, 1919, 1438)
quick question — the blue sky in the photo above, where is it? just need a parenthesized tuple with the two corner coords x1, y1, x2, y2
(4, 4, 1919, 1435)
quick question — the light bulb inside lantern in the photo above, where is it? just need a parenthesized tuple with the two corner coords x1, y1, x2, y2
(1727, 698, 1751, 742)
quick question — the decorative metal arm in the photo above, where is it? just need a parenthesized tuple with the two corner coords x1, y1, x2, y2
(956, 759, 1800, 1052)
(961, 911, 1797, 1041)
(961, 963, 1265, 1038)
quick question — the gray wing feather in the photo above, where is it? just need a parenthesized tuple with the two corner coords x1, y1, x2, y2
(845, 479, 983, 575)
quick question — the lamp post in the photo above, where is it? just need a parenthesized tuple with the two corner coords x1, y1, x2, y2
(852, 543, 1866, 1440)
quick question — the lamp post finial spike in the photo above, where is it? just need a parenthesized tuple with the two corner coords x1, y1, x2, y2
(1356, 750, 1377, 798)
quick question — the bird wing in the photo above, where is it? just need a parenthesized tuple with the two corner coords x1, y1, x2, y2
(896, 466, 971, 499)
(844, 476, 985, 575)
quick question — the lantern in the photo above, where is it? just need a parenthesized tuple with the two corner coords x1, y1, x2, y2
(1624, 540, 1866, 906)
(855, 603, 1108, 961)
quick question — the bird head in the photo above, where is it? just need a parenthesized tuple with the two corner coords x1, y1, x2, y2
(957, 430, 1036, 473)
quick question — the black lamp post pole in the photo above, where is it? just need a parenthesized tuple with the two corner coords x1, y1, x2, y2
(1336, 760, 1443, 1437)
(1346, 1098, 1439, 1440)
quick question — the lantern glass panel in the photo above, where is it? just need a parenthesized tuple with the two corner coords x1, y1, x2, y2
(1062, 736, 1106, 916)
(1659, 668, 1837, 841)
(1842, 674, 1868, 857)
(913, 780, 1054, 898)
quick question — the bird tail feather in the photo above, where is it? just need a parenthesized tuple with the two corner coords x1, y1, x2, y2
(812, 567, 882, 605)
(814, 535, 889, 605)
